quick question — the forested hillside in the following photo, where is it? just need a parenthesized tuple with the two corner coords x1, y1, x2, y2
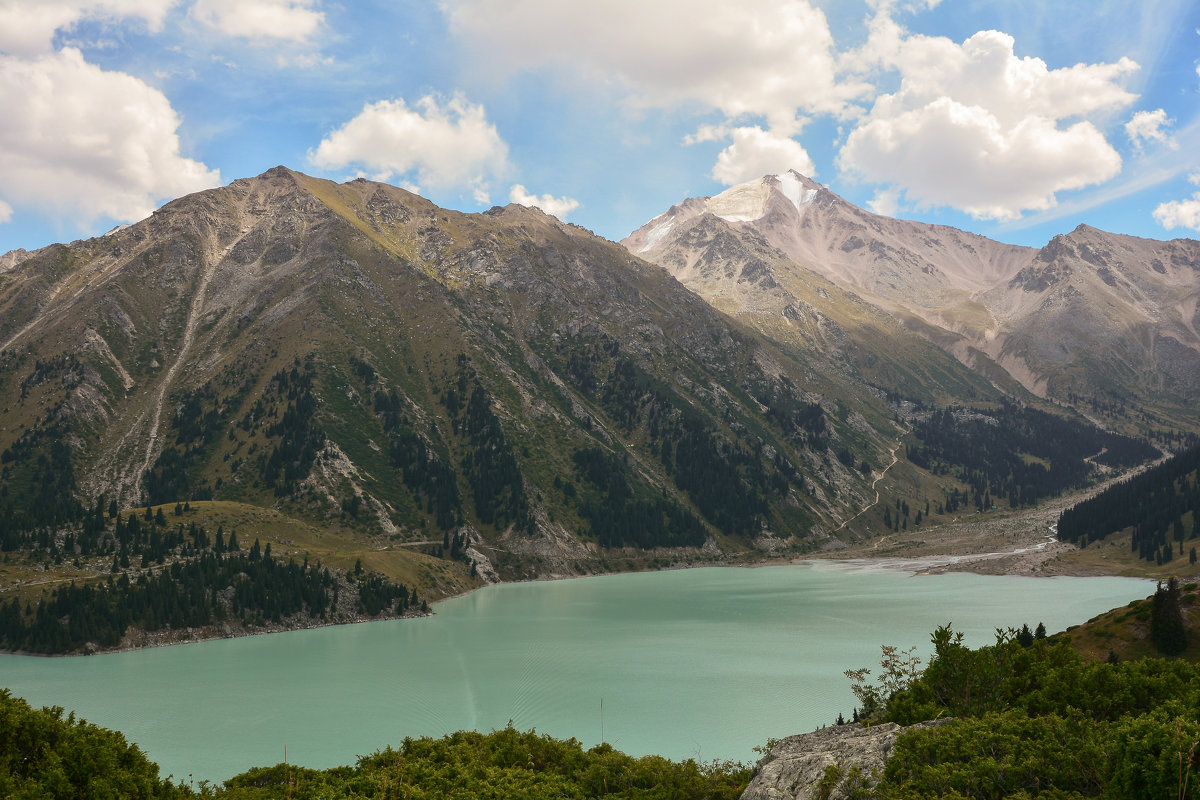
(906, 400, 1158, 511)
(1058, 445, 1200, 565)
(0, 507, 420, 655)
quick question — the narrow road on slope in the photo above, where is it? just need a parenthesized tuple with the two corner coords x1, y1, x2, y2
(836, 424, 908, 534)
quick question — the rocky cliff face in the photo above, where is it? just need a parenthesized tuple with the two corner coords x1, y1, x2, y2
(740, 720, 953, 800)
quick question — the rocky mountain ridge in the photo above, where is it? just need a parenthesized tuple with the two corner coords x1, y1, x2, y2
(625, 172, 1200, 433)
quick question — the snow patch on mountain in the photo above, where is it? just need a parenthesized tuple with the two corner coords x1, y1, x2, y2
(639, 217, 675, 253)
(776, 171, 815, 214)
(706, 178, 771, 222)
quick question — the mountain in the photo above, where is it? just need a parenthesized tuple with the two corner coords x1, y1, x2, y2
(0, 167, 908, 594)
(625, 172, 1200, 435)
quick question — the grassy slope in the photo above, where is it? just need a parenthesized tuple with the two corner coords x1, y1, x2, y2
(0, 500, 475, 611)
(1056, 580, 1200, 663)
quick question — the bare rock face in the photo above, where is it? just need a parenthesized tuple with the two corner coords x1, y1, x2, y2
(741, 720, 952, 800)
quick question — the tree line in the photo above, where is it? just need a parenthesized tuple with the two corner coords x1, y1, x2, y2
(556, 335, 800, 538)
(569, 446, 707, 549)
(907, 401, 1159, 509)
(1058, 444, 1199, 566)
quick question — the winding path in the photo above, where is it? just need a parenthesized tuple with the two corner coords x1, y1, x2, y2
(836, 424, 908, 534)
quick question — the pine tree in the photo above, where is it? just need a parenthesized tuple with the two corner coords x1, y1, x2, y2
(1149, 577, 1188, 656)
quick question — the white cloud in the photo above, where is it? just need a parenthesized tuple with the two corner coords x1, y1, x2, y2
(867, 0, 943, 11)
(839, 22, 1137, 220)
(1154, 196, 1200, 231)
(0, 199, 12, 225)
(867, 187, 901, 217)
(309, 93, 509, 204)
(1153, 172, 1200, 232)
(1125, 108, 1177, 151)
(190, 0, 323, 42)
(508, 184, 579, 219)
(0, 0, 175, 56)
(710, 127, 816, 186)
(441, 0, 870, 127)
(0, 48, 220, 227)
(683, 123, 731, 146)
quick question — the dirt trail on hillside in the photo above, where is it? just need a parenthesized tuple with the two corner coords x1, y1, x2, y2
(835, 425, 908, 534)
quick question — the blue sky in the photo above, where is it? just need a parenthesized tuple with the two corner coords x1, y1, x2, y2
(0, 0, 1198, 256)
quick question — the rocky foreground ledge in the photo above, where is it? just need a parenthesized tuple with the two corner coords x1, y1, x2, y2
(741, 719, 952, 800)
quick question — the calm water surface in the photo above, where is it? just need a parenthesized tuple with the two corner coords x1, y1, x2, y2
(0, 562, 1149, 784)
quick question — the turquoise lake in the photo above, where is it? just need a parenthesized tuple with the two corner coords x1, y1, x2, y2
(0, 562, 1150, 785)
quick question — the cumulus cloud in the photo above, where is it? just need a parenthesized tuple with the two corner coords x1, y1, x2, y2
(309, 93, 509, 204)
(0, 199, 12, 225)
(0, 48, 220, 227)
(508, 184, 579, 219)
(190, 0, 323, 42)
(0, 0, 175, 56)
(1153, 173, 1200, 232)
(442, 0, 869, 126)
(838, 21, 1138, 220)
(867, 187, 901, 217)
(710, 127, 816, 185)
(1125, 108, 1177, 151)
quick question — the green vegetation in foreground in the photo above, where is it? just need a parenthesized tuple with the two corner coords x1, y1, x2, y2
(0, 689, 187, 799)
(842, 612, 1200, 799)
(0, 688, 749, 799)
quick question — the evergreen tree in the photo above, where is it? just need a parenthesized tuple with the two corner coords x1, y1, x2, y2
(1149, 577, 1188, 656)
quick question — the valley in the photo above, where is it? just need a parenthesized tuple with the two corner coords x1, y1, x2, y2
(0, 168, 1197, 800)
(0, 168, 1196, 656)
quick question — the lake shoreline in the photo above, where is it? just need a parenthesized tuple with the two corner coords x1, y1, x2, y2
(0, 562, 1152, 785)
(0, 522, 1139, 658)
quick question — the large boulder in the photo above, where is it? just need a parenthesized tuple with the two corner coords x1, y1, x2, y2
(741, 719, 952, 800)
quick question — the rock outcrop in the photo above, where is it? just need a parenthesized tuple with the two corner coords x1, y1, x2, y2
(740, 719, 953, 800)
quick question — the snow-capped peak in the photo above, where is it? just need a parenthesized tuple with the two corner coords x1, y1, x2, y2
(705, 171, 817, 222)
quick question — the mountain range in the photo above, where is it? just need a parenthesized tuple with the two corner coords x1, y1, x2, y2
(0, 166, 1194, 598)
(625, 170, 1200, 434)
